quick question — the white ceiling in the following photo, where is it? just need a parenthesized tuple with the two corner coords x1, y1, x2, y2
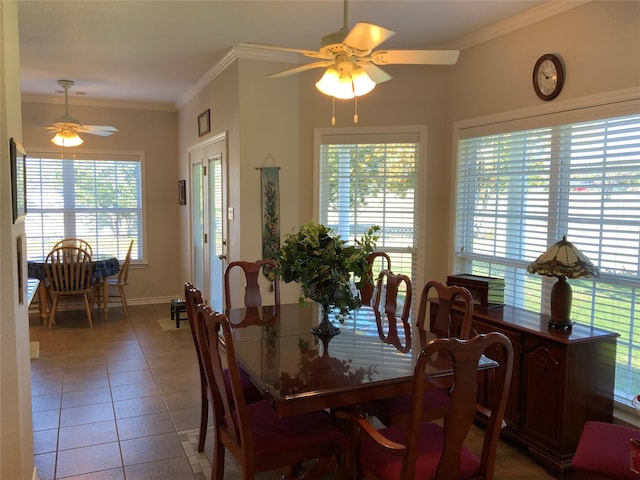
(18, 0, 565, 108)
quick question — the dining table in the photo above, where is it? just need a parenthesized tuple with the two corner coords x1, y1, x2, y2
(224, 303, 497, 418)
(28, 256, 121, 323)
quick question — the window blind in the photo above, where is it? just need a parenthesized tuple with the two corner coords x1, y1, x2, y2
(26, 152, 143, 262)
(455, 110, 640, 404)
(317, 129, 421, 314)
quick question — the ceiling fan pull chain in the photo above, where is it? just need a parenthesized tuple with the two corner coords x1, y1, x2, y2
(353, 96, 359, 124)
(332, 97, 336, 126)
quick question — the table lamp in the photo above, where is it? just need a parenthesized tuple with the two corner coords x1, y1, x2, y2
(527, 235, 599, 328)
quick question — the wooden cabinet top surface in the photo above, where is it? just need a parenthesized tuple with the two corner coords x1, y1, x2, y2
(431, 299, 619, 344)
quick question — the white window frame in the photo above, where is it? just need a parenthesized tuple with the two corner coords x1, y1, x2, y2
(24, 148, 147, 263)
(452, 88, 640, 407)
(314, 125, 427, 301)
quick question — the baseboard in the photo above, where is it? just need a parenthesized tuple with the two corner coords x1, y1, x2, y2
(28, 295, 175, 314)
(32, 466, 39, 480)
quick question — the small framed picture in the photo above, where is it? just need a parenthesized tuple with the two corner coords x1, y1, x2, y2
(198, 109, 210, 137)
(178, 180, 187, 205)
(10, 137, 27, 223)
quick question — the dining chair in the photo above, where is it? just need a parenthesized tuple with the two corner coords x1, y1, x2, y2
(194, 302, 344, 479)
(359, 252, 392, 308)
(52, 238, 93, 256)
(100, 239, 133, 317)
(571, 420, 640, 479)
(184, 282, 264, 453)
(372, 269, 412, 353)
(365, 280, 475, 427)
(224, 259, 280, 309)
(350, 332, 513, 480)
(44, 245, 94, 327)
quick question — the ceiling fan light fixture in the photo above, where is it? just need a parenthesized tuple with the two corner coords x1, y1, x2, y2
(315, 66, 375, 99)
(51, 130, 83, 147)
(351, 66, 376, 96)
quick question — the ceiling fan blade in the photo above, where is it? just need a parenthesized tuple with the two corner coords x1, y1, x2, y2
(344, 22, 395, 53)
(372, 49, 460, 65)
(360, 64, 392, 84)
(80, 125, 119, 136)
(238, 42, 332, 60)
(266, 61, 333, 79)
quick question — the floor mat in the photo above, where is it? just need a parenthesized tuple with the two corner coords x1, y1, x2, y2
(157, 317, 184, 330)
(30, 341, 40, 360)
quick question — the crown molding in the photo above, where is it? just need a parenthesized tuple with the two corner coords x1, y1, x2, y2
(447, 0, 590, 50)
(21, 94, 175, 112)
(177, 46, 300, 108)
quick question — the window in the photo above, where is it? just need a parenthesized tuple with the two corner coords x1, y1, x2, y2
(454, 104, 640, 405)
(316, 127, 423, 303)
(25, 150, 144, 262)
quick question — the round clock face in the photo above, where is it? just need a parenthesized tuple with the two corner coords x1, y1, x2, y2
(533, 54, 564, 101)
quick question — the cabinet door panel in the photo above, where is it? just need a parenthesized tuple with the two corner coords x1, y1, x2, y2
(521, 337, 565, 448)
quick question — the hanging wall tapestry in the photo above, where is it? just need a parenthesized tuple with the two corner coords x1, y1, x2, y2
(260, 165, 280, 269)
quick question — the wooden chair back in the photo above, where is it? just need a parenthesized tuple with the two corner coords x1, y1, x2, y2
(117, 240, 134, 284)
(416, 280, 474, 347)
(45, 245, 94, 327)
(195, 303, 342, 478)
(52, 238, 93, 256)
(355, 332, 514, 480)
(373, 269, 412, 353)
(224, 259, 280, 309)
(360, 252, 391, 307)
(184, 282, 209, 452)
(194, 304, 253, 474)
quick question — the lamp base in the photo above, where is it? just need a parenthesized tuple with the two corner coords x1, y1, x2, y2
(548, 319, 574, 329)
(549, 276, 573, 329)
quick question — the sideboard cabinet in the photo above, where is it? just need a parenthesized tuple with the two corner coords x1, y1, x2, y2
(430, 301, 619, 478)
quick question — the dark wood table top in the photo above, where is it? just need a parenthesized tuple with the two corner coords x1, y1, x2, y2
(224, 303, 495, 417)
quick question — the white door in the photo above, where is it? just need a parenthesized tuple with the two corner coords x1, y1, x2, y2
(189, 134, 227, 310)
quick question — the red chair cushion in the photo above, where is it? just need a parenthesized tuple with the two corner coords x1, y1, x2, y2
(245, 400, 343, 457)
(572, 421, 640, 479)
(359, 421, 480, 480)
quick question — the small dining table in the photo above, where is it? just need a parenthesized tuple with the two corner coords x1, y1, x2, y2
(28, 256, 121, 323)
(224, 303, 496, 418)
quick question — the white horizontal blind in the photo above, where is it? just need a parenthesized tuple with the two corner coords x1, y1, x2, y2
(317, 130, 420, 318)
(25, 153, 142, 262)
(455, 111, 640, 404)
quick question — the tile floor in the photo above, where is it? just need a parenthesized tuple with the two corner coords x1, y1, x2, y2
(29, 303, 554, 479)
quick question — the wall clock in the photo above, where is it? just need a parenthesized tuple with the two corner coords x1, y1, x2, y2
(533, 53, 564, 101)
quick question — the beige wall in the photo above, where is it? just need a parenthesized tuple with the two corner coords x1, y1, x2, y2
(1, 2, 35, 479)
(177, 1, 639, 301)
(300, 0, 640, 288)
(20, 101, 181, 304)
(1, 1, 638, 477)
(177, 57, 301, 303)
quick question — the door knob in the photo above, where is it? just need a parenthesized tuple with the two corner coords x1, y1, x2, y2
(218, 254, 226, 260)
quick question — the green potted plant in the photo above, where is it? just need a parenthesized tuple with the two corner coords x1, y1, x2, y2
(277, 220, 379, 336)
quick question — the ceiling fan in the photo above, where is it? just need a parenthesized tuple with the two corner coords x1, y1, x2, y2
(239, 0, 459, 107)
(46, 80, 118, 147)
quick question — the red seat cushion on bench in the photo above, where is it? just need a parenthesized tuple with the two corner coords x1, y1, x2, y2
(572, 421, 640, 479)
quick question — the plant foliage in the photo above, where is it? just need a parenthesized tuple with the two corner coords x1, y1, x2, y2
(277, 220, 379, 317)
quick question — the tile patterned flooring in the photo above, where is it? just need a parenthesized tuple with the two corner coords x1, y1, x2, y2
(29, 303, 554, 479)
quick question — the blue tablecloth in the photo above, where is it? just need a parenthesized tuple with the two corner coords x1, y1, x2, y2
(28, 257, 120, 282)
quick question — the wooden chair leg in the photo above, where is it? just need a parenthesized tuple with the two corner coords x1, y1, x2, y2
(48, 296, 59, 327)
(197, 392, 208, 452)
(119, 285, 129, 317)
(83, 294, 93, 327)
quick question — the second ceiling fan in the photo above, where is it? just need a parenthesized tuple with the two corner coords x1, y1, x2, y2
(240, 0, 459, 104)
(46, 80, 118, 147)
